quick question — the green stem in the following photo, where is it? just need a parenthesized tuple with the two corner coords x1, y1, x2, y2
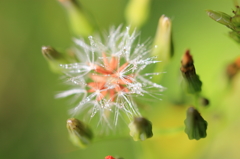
(153, 126, 185, 135)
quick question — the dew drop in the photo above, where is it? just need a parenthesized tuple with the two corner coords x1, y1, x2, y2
(85, 97, 90, 102)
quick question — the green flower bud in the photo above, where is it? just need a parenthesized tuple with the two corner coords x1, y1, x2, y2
(125, 0, 150, 29)
(206, 10, 232, 28)
(151, 15, 173, 82)
(58, 0, 93, 37)
(206, 6, 240, 43)
(199, 97, 210, 107)
(128, 117, 153, 141)
(152, 15, 174, 62)
(42, 46, 68, 73)
(180, 50, 202, 94)
(184, 107, 208, 140)
(66, 118, 93, 148)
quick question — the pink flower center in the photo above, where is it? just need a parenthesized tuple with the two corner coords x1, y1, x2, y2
(88, 53, 134, 101)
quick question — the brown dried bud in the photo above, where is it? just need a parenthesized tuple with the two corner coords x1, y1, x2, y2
(180, 50, 202, 94)
(180, 50, 195, 77)
(226, 57, 240, 80)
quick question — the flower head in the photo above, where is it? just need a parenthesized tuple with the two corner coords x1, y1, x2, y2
(57, 26, 164, 128)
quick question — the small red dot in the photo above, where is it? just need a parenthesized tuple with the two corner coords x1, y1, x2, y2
(105, 156, 115, 159)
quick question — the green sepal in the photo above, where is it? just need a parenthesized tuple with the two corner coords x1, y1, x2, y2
(128, 117, 153, 141)
(42, 46, 69, 74)
(184, 107, 208, 140)
(183, 73, 202, 94)
(66, 118, 93, 148)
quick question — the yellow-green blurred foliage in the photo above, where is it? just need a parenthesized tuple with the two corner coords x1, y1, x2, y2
(1, 0, 240, 159)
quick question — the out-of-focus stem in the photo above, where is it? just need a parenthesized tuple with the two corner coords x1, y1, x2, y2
(58, 0, 93, 37)
(125, 0, 151, 30)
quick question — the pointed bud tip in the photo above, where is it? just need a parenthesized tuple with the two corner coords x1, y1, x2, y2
(181, 50, 193, 68)
(41, 46, 61, 60)
(205, 10, 219, 18)
(159, 15, 171, 27)
(67, 118, 74, 125)
(41, 46, 51, 54)
(205, 9, 213, 16)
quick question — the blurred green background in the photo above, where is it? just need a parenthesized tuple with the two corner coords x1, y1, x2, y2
(1, 0, 240, 159)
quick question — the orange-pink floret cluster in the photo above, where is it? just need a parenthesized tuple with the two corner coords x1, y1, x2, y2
(88, 53, 133, 101)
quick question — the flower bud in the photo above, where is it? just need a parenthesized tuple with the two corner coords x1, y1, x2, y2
(128, 117, 153, 141)
(58, 0, 93, 37)
(184, 107, 208, 140)
(105, 156, 116, 159)
(105, 156, 123, 159)
(199, 97, 210, 107)
(151, 15, 173, 82)
(207, 7, 240, 43)
(152, 15, 173, 63)
(206, 10, 232, 27)
(125, 0, 150, 29)
(180, 50, 202, 94)
(42, 46, 68, 73)
(226, 56, 240, 80)
(66, 118, 93, 148)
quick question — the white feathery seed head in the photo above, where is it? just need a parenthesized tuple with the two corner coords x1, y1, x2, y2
(56, 26, 165, 128)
